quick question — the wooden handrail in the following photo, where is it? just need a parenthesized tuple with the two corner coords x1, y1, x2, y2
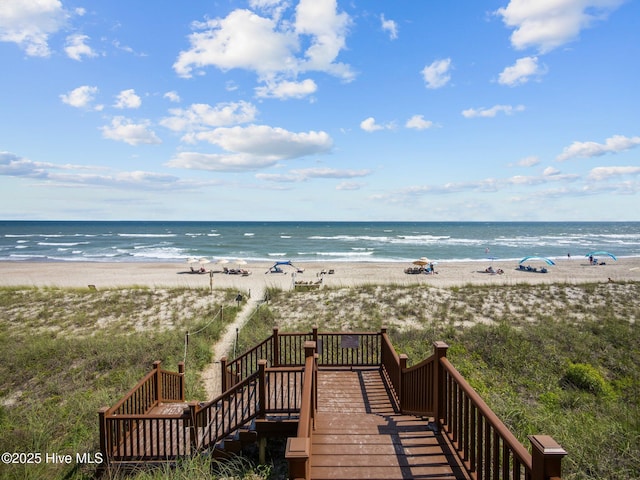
(440, 356, 534, 477)
(285, 341, 317, 480)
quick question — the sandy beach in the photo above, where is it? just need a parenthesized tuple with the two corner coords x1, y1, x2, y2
(1, 257, 639, 293)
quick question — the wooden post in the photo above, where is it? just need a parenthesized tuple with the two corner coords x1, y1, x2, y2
(529, 435, 567, 480)
(380, 326, 387, 365)
(188, 403, 198, 454)
(153, 361, 162, 405)
(433, 342, 449, 430)
(312, 326, 318, 345)
(313, 353, 319, 427)
(286, 437, 311, 479)
(220, 356, 228, 393)
(98, 407, 109, 465)
(178, 362, 185, 401)
(273, 326, 280, 367)
(399, 354, 408, 410)
(258, 359, 267, 418)
(303, 341, 317, 428)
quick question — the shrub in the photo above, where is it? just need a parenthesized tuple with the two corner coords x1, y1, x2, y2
(563, 362, 613, 397)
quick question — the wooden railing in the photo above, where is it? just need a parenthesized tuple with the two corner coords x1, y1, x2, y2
(221, 327, 382, 391)
(285, 341, 317, 480)
(100, 329, 567, 480)
(194, 368, 261, 451)
(100, 359, 306, 463)
(98, 361, 187, 461)
(386, 341, 567, 480)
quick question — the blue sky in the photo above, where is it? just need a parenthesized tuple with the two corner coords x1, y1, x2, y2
(1, 0, 639, 221)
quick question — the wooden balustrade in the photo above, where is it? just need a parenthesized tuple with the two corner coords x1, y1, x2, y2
(100, 330, 566, 480)
(194, 370, 262, 451)
(107, 361, 184, 416)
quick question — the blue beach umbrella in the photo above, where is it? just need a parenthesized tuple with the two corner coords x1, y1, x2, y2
(519, 256, 556, 266)
(585, 251, 617, 261)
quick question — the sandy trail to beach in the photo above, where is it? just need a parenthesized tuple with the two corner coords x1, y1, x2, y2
(201, 284, 265, 398)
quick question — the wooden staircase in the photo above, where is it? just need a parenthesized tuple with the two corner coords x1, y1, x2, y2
(310, 369, 467, 480)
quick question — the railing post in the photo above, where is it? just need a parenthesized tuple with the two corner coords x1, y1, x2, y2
(178, 362, 185, 401)
(433, 342, 449, 430)
(399, 354, 408, 410)
(98, 407, 109, 465)
(220, 356, 228, 393)
(313, 353, 319, 427)
(529, 435, 567, 480)
(188, 403, 198, 453)
(312, 326, 318, 345)
(304, 341, 317, 427)
(258, 359, 267, 418)
(273, 326, 280, 367)
(153, 360, 162, 404)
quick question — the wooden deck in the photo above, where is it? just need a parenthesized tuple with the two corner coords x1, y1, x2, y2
(311, 368, 468, 480)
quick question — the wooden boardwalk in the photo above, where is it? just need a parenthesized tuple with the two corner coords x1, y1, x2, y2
(311, 368, 468, 480)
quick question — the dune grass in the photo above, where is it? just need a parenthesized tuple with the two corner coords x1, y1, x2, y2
(240, 281, 640, 480)
(0, 286, 240, 480)
(2, 281, 638, 479)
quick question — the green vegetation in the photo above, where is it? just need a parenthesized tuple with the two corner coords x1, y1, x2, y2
(0, 286, 239, 480)
(105, 455, 271, 480)
(246, 281, 640, 480)
(1, 281, 639, 479)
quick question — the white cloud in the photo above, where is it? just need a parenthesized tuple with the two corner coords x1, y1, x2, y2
(163, 91, 181, 103)
(60, 85, 100, 109)
(381, 14, 398, 40)
(64, 34, 96, 61)
(114, 89, 142, 109)
(161, 101, 257, 132)
(421, 58, 452, 89)
(588, 166, 640, 180)
(290, 167, 371, 179)
(255, 78, 317, 99)
(360, 117, 392, 132)
(0, 0, 68, 57)
(462, 104, 525, 118)
(496, 0, 624, 53)
(189, 124, 332, 161)
(360, 118, 380, 132)
(405, 115, 434, 130)
(336, 181, 364, 191)
(169, 124, 333, 172)
(516, 155, 540, 167)
(498, 56, 546, 86)
(0, 151, 189, 191)
(167, 152, 280, 172)
(557, 134, 640, 161)
(174, 9, 295, 78)
(100, 117, 161, 146)
(256, 167, 370, 183)
(294, 0, 352, 79)
(174, 1, 354, 84)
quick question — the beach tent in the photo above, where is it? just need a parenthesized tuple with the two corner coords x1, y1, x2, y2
(266, 260, 304, 274)
(519, 256, 556, 266)
(585, 251, 617, 261)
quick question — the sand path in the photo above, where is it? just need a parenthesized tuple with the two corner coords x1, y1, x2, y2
(201, 284, 266, 399)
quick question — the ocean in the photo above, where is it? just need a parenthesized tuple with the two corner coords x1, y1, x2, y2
(1, 221, 639, 264)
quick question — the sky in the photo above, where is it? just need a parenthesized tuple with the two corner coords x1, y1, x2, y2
(1, 0, 639, 222)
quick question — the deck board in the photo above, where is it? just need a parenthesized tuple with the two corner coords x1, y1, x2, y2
(310, 369, 468, 480)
